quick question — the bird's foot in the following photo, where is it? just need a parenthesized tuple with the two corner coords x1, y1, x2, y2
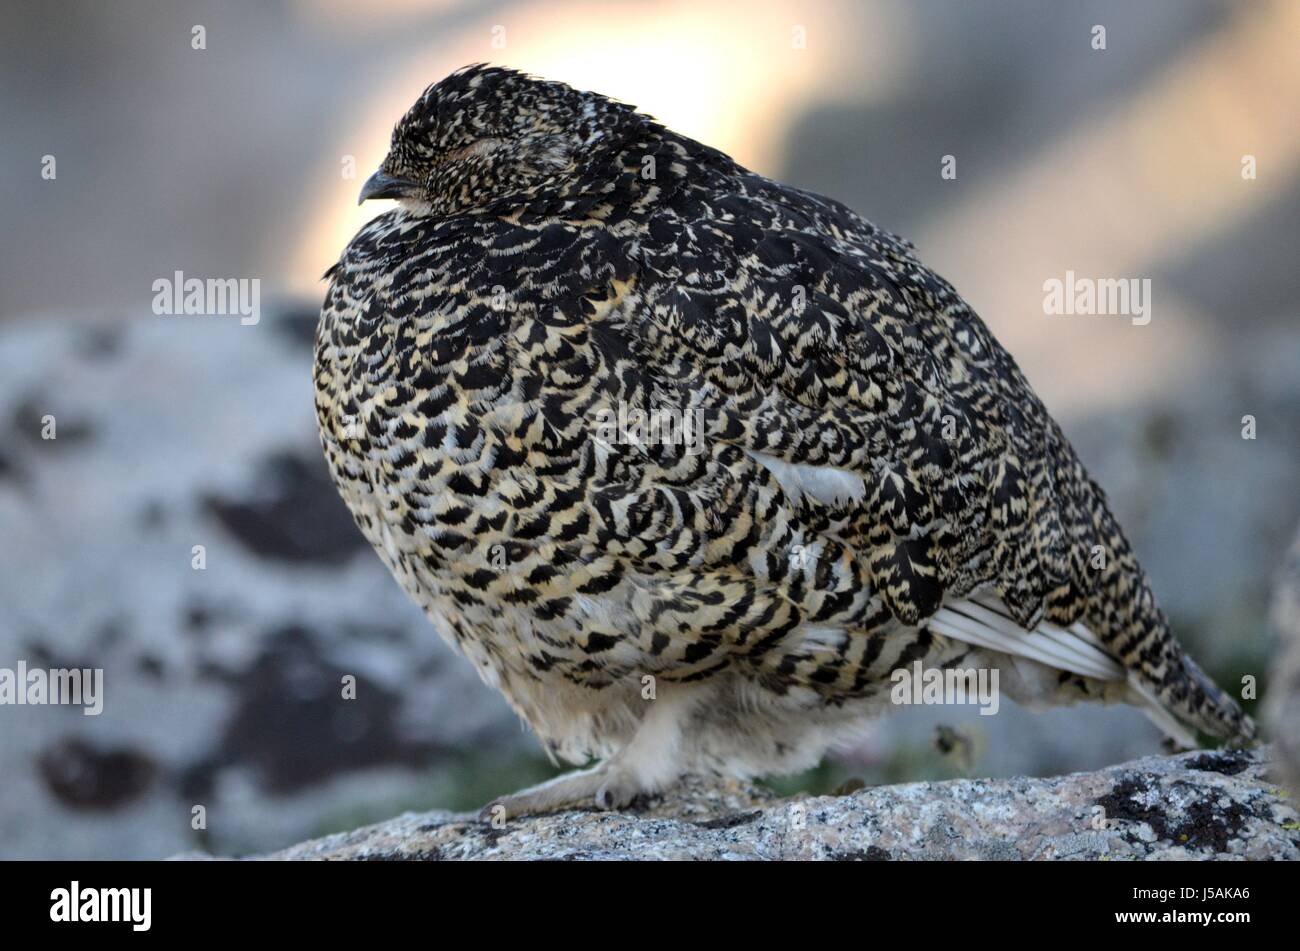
(480, 762, 641, 822)
(480, 684, 697, 823)
(594, 768, 640, 811)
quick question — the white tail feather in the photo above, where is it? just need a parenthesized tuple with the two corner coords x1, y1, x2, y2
(930, 598, 1124, 681)
(929, 591, 1196, 746)
(1126, 675, 1198, 749)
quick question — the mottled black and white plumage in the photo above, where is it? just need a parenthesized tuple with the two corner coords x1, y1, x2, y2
(314, 65, 1253, 816)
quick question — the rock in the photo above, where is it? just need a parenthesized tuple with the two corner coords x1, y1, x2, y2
(1266, 526, 1300, 796)
(0, 311, 531, 860)
(255, 748, 1298, 861)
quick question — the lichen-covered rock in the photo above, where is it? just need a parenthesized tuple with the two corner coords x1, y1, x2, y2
(259, 748, 1298, 861)
(0, 312, 531, 859)
(1267, 526, 1300, 796)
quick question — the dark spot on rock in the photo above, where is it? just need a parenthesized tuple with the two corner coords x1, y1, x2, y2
(138, 500, 166, 530)
(1142, 410, 1178, 458)
(1187, 749, 1252, 776)
(1173, 791, 1250, 853)
(185, 602, 214, 634)
(1095, 774, 1248, 853)
(340, 622, 410, 645)
(358, 848, 444, 861)
(183, 600, 240, 638)
(475, 824, 509, 848)
(37, 738, 157, 811)
(12, 395, 95, 446)
(695, 810, 762, 830)
(833, 846, 891, 860)
(24, 639, 98, 671)
(0, 447, 21, 482)
(94, 620, 125, 652)
(202, 451, 367, 565)
(272, 303, 320, 349)
(194, 659, 240, 685)
(181, 625, 444, 798)
(1096, 776, 1169, 844)
(137, 653, 166, 679)
(76, 325, 124, 360)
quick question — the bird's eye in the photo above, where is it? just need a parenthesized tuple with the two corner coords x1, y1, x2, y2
(442, 138, 505, 163)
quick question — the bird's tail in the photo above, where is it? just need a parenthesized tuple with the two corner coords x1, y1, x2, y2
(1125, 647, 1255, 748)
(1060, 462, 1257, 747)
(936, 585, 1254, 747)
(1157, 645, 1256, 744)
(1102, 573, 1255, 746)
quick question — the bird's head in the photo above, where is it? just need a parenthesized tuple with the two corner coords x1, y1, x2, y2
(358, 64, 638, 218)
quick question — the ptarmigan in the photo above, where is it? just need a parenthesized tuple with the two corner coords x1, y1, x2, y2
(314, 65, 1254, 817)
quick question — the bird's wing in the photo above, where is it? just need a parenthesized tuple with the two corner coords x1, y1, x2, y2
(630, 171, 1096, 631)
(624, 169, 1250, 743)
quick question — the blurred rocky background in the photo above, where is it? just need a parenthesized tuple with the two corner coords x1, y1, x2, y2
(1, 0, 1296, 858)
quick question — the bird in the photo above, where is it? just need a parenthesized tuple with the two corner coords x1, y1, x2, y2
(314, 64, 1254, 817)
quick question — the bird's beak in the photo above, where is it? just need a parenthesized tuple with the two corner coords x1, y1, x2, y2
(358, 171, 419, 205)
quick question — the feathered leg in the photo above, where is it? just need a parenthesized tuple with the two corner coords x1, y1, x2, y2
(482, 685, 701, 819)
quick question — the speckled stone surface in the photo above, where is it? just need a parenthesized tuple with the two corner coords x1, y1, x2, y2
(256, 747, 1298, 861)
(1266, 526, 1300, 797)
